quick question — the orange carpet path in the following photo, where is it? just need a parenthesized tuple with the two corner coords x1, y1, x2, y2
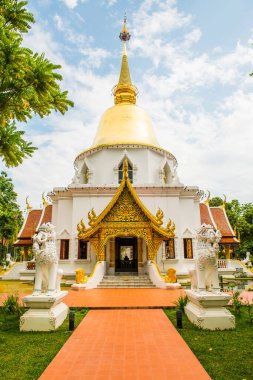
(1, 288, 252, 308)
(39, 309, 211, 380)
(1, 289, 252, 308)
(62, 288, 185, 308)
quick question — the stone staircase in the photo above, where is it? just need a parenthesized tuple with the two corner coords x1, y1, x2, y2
(97, 274, 156, 288)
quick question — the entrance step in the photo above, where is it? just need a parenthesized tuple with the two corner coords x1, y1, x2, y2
(97, 275, 156, 288)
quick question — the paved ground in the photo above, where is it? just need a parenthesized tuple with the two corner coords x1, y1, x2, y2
(63, 288, 185, 308)
(39, 309, 211, 380)
(1, 289, 252, 307)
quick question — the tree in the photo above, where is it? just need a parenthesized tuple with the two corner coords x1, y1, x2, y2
(209, 197, 223, 207)
(236, 203, 253, 255)
(0, 0, 74, 167)
(210, 196, 253, 256)
(0, 171, 23, 259)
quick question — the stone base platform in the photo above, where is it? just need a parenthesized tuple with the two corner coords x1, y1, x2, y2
(20, 291, 68, 331)
(165, 282, 181, 290)
(71, 283, 87, 291)
(185, 290, 235, 330)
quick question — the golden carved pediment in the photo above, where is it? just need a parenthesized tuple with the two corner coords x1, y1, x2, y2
(104, 187, 149, 223)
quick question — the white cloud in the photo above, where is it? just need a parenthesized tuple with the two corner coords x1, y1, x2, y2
(59, 0, 88, 9)
(104, 0, 118, 6)
(60, 0, 79, 9)
(23, 24, 63, 64)
(182, 28, 202, 48)
(54, 14, 64, 31)
(137, 86, 253, 203)
(132, 0, 192, 38)
(53, 13, 111, 69)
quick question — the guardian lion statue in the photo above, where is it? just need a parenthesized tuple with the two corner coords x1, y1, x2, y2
(189, 224, 221, 292)
(75, 268, 87, 284)
(164, 268, 177, 283)
(32, 223, 61, 295)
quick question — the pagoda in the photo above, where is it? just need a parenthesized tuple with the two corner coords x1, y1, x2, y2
(15, 18, 238, 286)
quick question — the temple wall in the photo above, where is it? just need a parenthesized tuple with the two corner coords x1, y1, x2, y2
(179, 198, 200, 233)
(72, 195, 113, 228)
(79, 147, 177, 186)
(55, 199, 73, 235)
(139, 195, 181, 228)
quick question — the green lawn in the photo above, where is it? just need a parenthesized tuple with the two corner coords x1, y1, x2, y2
(0, 308, 88, 380)
(0, 306, 252, 380)
(164, 307, 253, 380)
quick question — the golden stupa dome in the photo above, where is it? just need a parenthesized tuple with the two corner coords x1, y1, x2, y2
(92, 104, 159, 147)
(91, 17, 159, 148)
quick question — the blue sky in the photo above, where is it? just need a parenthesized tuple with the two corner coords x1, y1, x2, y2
(2, 0, 253, 209)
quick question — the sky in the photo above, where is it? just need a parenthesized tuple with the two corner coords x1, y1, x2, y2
(2, 0, 253, 210)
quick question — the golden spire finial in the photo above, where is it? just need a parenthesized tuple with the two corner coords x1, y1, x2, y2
(42, 192, 49, 207)
(221, 194, 226, 209)
(112, 15, 138, 105)
(123, 158, 129, 179)
(120, 13, 130, 41)
(204, 190, 210, 205)
(26, 196, 32, 210)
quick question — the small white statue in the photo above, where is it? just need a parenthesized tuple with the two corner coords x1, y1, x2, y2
(72, 165, 81, 184)
(242, 252, 251, 266)
(189, 224, 221, 292)
(5, 253, 14, 266)
(32, 223, 59, 296)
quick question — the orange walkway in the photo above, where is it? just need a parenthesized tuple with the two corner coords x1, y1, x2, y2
(0, 288, 184, 308)
(1, 289, 252, 308)
(63, 288, 185, 308)
(39, 309, 211, 380)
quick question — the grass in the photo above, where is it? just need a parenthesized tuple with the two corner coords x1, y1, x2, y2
(0, 303, 252, 380)
(164, 307, 253, 380)
(0, 308, 88, 380)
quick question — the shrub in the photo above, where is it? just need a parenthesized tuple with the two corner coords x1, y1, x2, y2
(244, 299, 253, 324)
(174, 295, 188, 313)
(232, 291, 243, 315)
(2, 294, 24, 316)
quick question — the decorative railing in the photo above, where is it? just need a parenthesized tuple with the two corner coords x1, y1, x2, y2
(26, 261, 36, 270)
(218, 259, 228, 269)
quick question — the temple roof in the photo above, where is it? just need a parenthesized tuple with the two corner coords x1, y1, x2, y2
(210, 207, 237, 242)
(40, 204, 52, 225)
(14, 205, 52, 246)
(18, 209, 42, 239)
(199, 203, 215, 228)
(199, 203, 238, 244)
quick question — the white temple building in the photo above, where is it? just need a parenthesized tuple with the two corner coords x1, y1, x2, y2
(14, 20, 238, 287)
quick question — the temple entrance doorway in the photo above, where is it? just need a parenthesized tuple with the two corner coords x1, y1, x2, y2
(115, 237, 138, 273)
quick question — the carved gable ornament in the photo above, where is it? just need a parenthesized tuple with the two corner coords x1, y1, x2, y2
(104, 187, 149, 223)
(182, 228, 195, 238)
(58, 229, 71, 239)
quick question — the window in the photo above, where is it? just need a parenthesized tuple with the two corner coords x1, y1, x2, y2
(183, 238, 193, 259)
(60, 240, 69, 260)
(165, 239, 175, 259)
(78, 240, 88, 260)
(118, 161, 133, 183)
(163, 162, 170, 184)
